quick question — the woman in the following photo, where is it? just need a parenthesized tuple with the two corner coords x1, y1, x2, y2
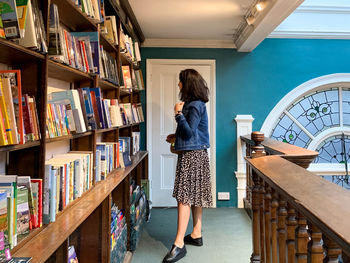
(163, 69, 212, 263)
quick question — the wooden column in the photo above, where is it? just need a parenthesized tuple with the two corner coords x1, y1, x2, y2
(250, 131, 266, 263)
(323, 235, 341, 263)
(295, 213, 308, 263)
(264, 185, 272, 263)
(271, 191, 279, 263)
(308, 223, 324, 262)
(277, 199, 287, 263)
(286, 205, 297, 263)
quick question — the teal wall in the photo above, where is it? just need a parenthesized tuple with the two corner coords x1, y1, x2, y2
(140, 38, 350, 207)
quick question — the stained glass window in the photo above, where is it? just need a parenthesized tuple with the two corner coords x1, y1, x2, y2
(270, 87, 350, 164)
(343, 88, 350, 126)
(314, 135, 350, 163)
(287, 88, 339, 137)
(270, 113, 310, 148)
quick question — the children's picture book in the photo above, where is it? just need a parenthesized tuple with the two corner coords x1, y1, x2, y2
(7, 257, 32, 262)
(68, 245, 79, 263)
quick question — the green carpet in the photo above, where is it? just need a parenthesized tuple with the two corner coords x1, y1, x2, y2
(132, 208, 252, 263)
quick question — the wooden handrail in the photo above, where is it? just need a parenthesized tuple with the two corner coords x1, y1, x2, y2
(241, 134, 318, 168)
(243, 132, 350, 262)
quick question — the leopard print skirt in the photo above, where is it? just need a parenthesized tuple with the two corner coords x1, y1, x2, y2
(172, 149, 213, 207)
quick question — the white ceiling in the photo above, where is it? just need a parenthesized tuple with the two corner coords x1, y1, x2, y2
(129, 0, 255, 40)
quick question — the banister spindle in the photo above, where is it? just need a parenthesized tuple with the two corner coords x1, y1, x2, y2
(286, 205, 297, 263)
(296, 213, 308, 263)
(251, 170, 261, 263)
(264, 185, 272, 263)
(271, 191, 279, 263)
(260, 178, 265, 263)
(323, 235, 341, 263)
(308, 223, 324, 262)
(278, 198, 287, 263)
(250, 131, 266, 263)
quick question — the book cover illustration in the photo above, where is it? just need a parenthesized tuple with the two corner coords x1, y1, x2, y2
(0, 0, 21, 39)
(68, 245, 79, 263)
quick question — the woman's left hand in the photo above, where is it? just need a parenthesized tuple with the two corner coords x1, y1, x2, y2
(174, 102, 184, 114)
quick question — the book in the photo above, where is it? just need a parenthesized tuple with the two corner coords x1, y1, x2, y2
(0, 17, 5, 38)
(1, 77, 18, 144)
(15, 0, 29, 38)
(16, 176, 36, 230)
(16, 186, 30, 239)
(0, 0, 21, 39)
(0, 191, 10, 262)
(30, 179, 42, 228)
(0, 71, 23, 144)
(0, 175, 17, 248)
(122, 66, 132, 89)
(68, 246, 79, 263)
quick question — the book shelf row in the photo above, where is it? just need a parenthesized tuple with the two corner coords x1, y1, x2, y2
(11, 151, 148, 262)
(0, 0, 147, 262)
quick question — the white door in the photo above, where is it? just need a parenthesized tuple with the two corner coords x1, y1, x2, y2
(147, 59, 216, 207)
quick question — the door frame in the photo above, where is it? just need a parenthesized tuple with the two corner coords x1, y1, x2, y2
(146, 59, 217, 207)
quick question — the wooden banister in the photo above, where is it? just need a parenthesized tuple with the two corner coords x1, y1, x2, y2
(241, 134, 318, 169)
(243, 131, 350, 262)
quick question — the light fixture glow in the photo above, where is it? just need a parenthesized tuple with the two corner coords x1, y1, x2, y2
(256, 1, 266, 12)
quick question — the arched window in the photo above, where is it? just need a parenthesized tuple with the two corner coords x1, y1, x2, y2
(261, 74, 350, 165)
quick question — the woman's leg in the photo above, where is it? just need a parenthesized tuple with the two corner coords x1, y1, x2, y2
(174, 202, 191, 247)
(191, 206, 202, 238)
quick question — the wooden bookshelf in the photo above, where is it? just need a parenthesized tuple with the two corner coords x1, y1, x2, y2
(0, 38, 45, 65)
(12, 152, 148, 262)
(0, 0, 146, 262)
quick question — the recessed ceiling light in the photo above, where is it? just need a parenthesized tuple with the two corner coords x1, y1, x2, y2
(256, 1, 267, 12)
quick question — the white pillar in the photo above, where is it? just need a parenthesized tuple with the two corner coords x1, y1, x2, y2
(234, 115, 254, 208)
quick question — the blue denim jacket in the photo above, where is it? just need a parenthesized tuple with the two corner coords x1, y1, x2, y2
(174, 100, 210, 151)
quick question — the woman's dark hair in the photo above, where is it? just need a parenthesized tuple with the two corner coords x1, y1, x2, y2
(179, 69, 209, 103)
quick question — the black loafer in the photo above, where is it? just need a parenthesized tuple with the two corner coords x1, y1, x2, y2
(162, 244, 187, 263)
(184, 234, 203, 246)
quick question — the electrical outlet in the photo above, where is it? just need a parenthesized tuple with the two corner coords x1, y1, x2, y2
(218, 192, 230, 200)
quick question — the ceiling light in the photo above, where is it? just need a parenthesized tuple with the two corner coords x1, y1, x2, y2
(256, 1, 267, 12)
(246, 15, 256, 26)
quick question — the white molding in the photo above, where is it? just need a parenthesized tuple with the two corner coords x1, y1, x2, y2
(307, 127, 350, 151)
(308, 163, 348, 176)
(269, 30, 350, 39)
(235, 171, 247, 209)
(146, 59, 217, 207)
(295, 5, 350, 14)
(142, 38, 236, 49)
(234, 114, 254, 208)
(261, 74, 350, 137)
(236, 0, 304, 52)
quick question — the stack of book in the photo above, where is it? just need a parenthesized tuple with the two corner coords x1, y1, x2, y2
(120, 66, 144, 90)
(95, 136, 135, 181)
(0, 174, 43, 257)
(119, 103, 144, 125)
(46, 88, 144, 138)
(0, 70, 40, 146)
(0, 0, 47, 53)
(110, 203, 127, 263)
(48, 4, 119, 85)
(71, 0, 105, 23)
(44, 151, 93, 223)
(101, 15, 118, 45)
(119, 24, 141, 63)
